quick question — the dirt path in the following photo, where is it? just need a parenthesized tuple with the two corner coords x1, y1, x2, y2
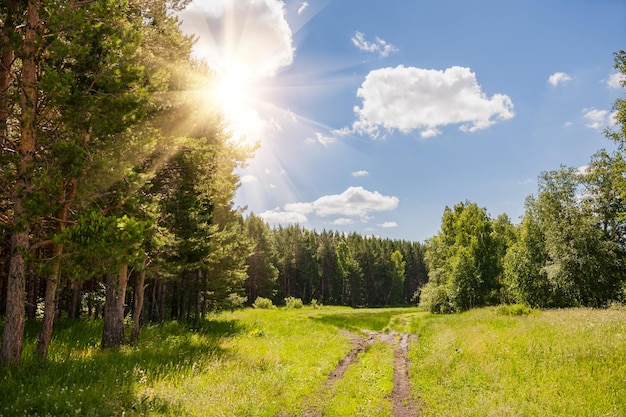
(391, 332, 420, 417)
(301, 329, 420, 417)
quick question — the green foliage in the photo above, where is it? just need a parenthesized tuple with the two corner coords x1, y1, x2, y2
(244, 214, 279, 303)
(61, 211, 146, 277)
(252, 297, 275, 309)
(310, 298, 321, 309)
(505, 166, 626, 308)
(423, 201, 506, 313)
(284, 296, 304, 309)
(496, 303, 536, 316)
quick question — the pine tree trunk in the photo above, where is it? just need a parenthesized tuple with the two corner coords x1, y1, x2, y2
(1, 0, 39, 367)
(1, 232, 28, 366)
(69, 279, 82, 319)
(36, 243, 62, 358)
(131, 270, 145, 343)
(0, 0, 17, 150)
(37, 177, 78, 359)
(102, 264, 128, 348)
(26, 268, 38, 320)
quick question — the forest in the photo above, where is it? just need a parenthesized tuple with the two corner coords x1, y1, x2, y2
(0, 0, 625, 369)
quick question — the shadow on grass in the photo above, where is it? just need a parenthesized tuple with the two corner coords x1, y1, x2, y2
(311, 308, 418, 333)
(0, 318, 245, 416)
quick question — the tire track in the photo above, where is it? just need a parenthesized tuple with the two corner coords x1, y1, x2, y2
(300, 329, 420, 417)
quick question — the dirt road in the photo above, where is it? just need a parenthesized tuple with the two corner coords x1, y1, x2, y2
(302, 329, 420, 417)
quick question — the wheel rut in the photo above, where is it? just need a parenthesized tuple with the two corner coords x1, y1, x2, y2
(301, 329, 420, 417)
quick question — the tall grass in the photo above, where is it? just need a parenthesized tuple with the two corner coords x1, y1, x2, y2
(311, 307, 420, 332)
(322, 341, 394, 417)
(3, 306, 623, 416)
(0, 308, 351, 416)
(409, 306, 626, 417)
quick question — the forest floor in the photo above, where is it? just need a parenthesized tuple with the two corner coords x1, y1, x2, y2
(301, 328, 420, 417)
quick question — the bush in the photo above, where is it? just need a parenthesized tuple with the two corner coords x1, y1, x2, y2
(496, 303, 536, 316)
(284, 297, 303, 309)
(419, 282, 453, 314)
(310, 298, 322, 309)
(252, 297, 275, 309)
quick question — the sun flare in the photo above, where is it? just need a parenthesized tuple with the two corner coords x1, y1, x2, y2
(211, 67, 266, 144)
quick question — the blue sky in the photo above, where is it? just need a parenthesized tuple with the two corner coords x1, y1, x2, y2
(179, 0, 626, 242)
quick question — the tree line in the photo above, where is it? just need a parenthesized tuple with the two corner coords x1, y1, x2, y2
(243, 218, 428, 308)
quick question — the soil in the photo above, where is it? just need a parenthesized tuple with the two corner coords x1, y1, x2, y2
(301, 329, 421, 417)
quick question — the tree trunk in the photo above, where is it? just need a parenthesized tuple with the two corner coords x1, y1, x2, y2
(131, 269, 145, 343)
(26, 268, 38, 320)
(102, 264, 128, 348)
(0, 0, 17, 150)
(36, 243, 62, 358)
(69, 279, 82, 319)
(1, 232, 28, 366)
(37, 177, 77, 358)
(1, 0, 39, 367)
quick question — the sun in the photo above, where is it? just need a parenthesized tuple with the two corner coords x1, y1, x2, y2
(211, 65, 266, 145)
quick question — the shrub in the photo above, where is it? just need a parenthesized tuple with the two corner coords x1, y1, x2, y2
(252, 297, 275, 309)
(310, 298, 321, 309)
(225, 293, 247, 311)
(284, 297, 304, 309)
(496, 303, 536, 316)
(419, 282, 453, 314)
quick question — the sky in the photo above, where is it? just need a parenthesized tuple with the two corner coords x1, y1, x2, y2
(178, 0, 626, 242)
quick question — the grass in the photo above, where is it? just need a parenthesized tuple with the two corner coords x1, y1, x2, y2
(1, 305, 625, 416)
(322, 340, 395, 417)
(409, 306, 626, 417)
(310, 307, 419, 333)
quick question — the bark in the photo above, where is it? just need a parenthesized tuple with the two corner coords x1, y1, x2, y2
(69, 279, 82, 319)
(130, 269, 145, 343)
(0, 0, 18, 150)
(102, 264, 128, 348)
(37, 177, 78, 358)
(26, 268, 38, 320)
(1, 0, 39, 367)
(36, 242, 62, 358)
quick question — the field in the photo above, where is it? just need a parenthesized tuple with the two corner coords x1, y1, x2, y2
(0, 305, 625, 416)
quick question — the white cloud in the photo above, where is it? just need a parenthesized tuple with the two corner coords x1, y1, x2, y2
(378, 221, 398, 228)
(582, 108, 616, 130)
(351, 32, 397, 58)
(297, 2, 308, 15)
(307, 132, 336, 146)
(261, 186, 398, 226)
(285, 186, 398, 219)
(259, 208, 308, 224)
(240, 174, 258, 183)
(575, 165, 590, 176)
(332, 218, 355, 226)
(352, 65, 514, 138)
(548, 72, 572, 87)
(607, 72, 626, 88)
(181, 0, 294, 79)
(352, 170, 369, 177)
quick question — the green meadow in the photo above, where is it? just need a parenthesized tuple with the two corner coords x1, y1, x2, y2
(1, 305, 625, 416)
